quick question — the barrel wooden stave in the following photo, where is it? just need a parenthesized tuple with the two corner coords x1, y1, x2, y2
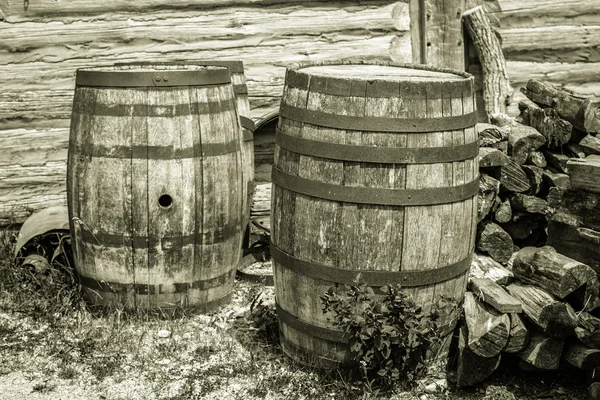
(272, 63, 478, 366)
(68, 69, 243, 309)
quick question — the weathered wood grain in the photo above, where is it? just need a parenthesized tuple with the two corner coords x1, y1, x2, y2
(463, 291, 510, 357)
(547, 222, 600, 275)
(516, 329, 564, 370)
(457, 326, 502, 387)
(505, 313, 529, 353)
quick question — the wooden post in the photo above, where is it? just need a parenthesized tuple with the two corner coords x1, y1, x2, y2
(409, 0, 466, 71)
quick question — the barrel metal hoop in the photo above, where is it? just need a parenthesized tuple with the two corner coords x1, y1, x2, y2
(279, 103, 477, 133)
(271, 243, 472, 287)
(79, 269, 236, 295)
(75, 140, 240, 160)
(275, 127, 478, 164)
(240, 116, 256, 134)
(276, 303, 347, 343)
(233, 84, 249, 95)
(76, 68, 232, 87)
(78, 222, 241, 248)
(272, 167, 478, 206)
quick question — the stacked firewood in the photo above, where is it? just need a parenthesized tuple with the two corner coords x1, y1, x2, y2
(459, 79, 600, 392)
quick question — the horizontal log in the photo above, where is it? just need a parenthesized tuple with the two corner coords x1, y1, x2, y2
(516, 329, 563, 370)
(550, 189, 600, 231)
(463, 291, 510, 358)
(468, 278, 522, 313)
(505, 313, 529, 353)
(469, 253, 514, 285)
(457, 326, 502, 387)
(567, 156, 600, 194)
(547, 221, 600, 274)
(477, 221, 514, 265)
(564, 342, 600, 370)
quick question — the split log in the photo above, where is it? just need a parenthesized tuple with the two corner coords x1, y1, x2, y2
(526, 150, 547, 168)
(550, 189, 600, 231)
(478, 123, 508, 147)
(516, 329, 564, 370)
(478, 174, 500, 222)
(494, 198, 512, 224)
(579, 135, 600, 156)
(457, 326, 502, 387)
(566, 143, 587, 159)
(509, 194, 548, 215)
(542, 170, 570, 191)
(576, 312, 600, 349)
(498, 159, 531, 193)
(469, 278, 522, 313)
(477, 221, 514, 265)
(479, 147, 509, 168)
(518, 98, 572, 148)
(462, 6, 513, 118)
(505, 123, 546, 165)
(521, 79, 600, 134)
(521, 165, 543, 195)
(469, 253, 514, 285)
(542, 151, 570, 174)
(488, 141, 508, 153)
(567, 155, 600, 194)
(547, 222, 600, 275)
(463, 292, 510, 357)
(511, 246, 600, 310)
(505, 283, 578, 338)
(564, 342, 600, 370)
(500, 213, 540, 241)
(505, 313, 530, 353)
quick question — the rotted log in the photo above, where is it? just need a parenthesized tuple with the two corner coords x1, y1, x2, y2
(505, 313, 530, 353)
(478, 174, 500, 222)
(576, 312, 600, 349)
(477, 221, 514, 265)
(509, 193, 548, 215)
(521, 165, 544, 195)
(542, 170, 570, 191)
(503, 121, 546, 165)
(521, 79, 600, 135)
(469, 278, 521, 313)
(457, 326, 502, 387)
(500, 213, 540, 241)
(567, 155, 600, 194)
(579, 135, 600, 156)
(463, 291, 510, 357)
(516, 329, 564, 370)
(518, 98, 572, 148)
(547, 222, 600, 275)
(494, 198, 512, 224)
(511, 246, 600, 310)
(526, 150, 547, 168)
(496, 159, 531, 193)
(550, 189, 600, 231)
(564, 342, 600, 370)
(506, 283, 578, 338)
(542, 150, 570, 174)
(479, 147, 509, 168)
(478, 122, 508, 147)
(470, 253, 514, 285)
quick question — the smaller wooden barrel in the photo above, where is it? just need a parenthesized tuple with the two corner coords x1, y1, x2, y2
(67, 64, 245, 310)
(272, 60, 479, 368)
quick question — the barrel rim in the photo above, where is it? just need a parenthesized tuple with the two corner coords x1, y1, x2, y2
(112, 60, 245, 73)
(285, 59, 474, 81)
(76, 64, 232, 88)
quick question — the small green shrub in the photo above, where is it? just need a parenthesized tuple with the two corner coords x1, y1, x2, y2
(321, 279, 456, 389)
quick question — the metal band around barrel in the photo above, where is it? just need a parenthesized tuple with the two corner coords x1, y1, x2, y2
(271, 244, 471, 287)
(276, 303, 347, 343)
(272, 167, 478, 206)
(279, 103, 477, 133)
(76, 68, 232, 87)
(276, 128, 478, 164)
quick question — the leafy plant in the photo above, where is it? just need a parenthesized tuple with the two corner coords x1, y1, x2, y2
(321, 279, 457, 389)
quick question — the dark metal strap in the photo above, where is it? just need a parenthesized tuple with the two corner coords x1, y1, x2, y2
(272, 167, 478, 206)
(76, 68, 231, 87)
(276, 127, 478, 164)
(79, 269, 236, 295)
(276, 303, 346, 343)
(233, 84, 248, 95)
(75, 140, 240, 160)
(271, 244, 471, 287)
(279, 103, 477, 133)
(240, 116, 255, 133)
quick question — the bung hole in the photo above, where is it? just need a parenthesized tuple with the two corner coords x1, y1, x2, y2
(159, 194, 173, 209)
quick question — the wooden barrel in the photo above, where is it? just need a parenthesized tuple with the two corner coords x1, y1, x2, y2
(271, 60, 479, 367)
(67, 64, 245, 310)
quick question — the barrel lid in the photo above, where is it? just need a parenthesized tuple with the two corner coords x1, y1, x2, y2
(76, 64, 232, 88)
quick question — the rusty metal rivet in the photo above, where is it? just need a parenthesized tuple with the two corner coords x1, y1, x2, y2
(163, 76, 169, 82)
(154, 76, 161, 82)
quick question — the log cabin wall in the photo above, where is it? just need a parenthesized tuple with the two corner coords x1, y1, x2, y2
(0, 0, 598, 226)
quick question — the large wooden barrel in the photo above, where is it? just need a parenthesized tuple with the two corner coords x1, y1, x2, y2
(271, 60, 479, 367)
(67, 64, 245, 310)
